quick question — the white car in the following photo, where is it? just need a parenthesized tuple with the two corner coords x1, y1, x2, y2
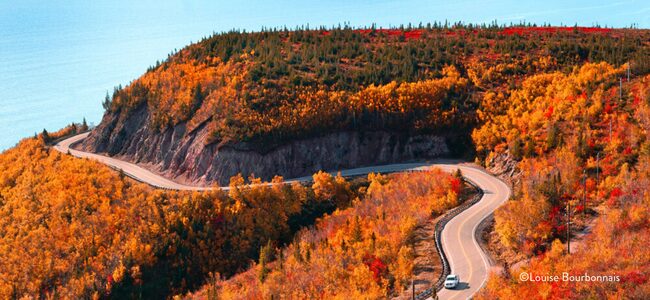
(444, 274, 460, 289)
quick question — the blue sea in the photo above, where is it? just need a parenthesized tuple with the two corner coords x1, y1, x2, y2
(1, 0, 646, 151)
(0, 1, 228, 151)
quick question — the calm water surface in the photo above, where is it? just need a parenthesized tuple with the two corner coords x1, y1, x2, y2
(1, 0, 646, 151)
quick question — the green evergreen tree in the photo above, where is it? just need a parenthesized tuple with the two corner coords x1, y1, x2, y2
(546, 123, 560, 149)
(352, 216, 362, 243)
(258, 240, 274, 282)
(511, 137, 523, 160)
(102, 92, 112, 111)
(81, 118, 89, 131)
(41, 129, 50, 144)
(453, 169, 464, 182)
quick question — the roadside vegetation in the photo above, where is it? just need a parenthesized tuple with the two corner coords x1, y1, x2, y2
(0, 132, 363, 299)
(103, 24, 649, 152)
(2, 23, 650, 299)
(187, 169, 465, 299)
(38, 120, 89, 145)
(474, 64, 650, 298)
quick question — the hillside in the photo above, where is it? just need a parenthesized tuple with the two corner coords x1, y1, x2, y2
(0, 131, 367, 299)
(474, 64, 650, 298)
(79, 25, 650, 185)
(182, 62, 650, 299)
(3, 23, 650, 300)
(187, 170, 465, 299)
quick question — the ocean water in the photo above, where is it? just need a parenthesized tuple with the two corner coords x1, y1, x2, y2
(1, 0, 646, 151)
(0, 2, 226, 151)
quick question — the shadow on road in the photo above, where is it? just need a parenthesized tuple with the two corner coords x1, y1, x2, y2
(454, 282, 470, 290)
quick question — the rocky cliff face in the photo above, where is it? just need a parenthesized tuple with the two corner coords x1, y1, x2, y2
(486, 151, 521, 185)
(80, 103, 451, 186)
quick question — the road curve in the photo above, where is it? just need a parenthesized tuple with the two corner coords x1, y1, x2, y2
(54, 132, 213, 191)
(54, 133, 510, 299)
(433, 165, 511, 300)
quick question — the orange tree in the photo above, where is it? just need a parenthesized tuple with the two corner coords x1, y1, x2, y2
(191, 169, 464, 299)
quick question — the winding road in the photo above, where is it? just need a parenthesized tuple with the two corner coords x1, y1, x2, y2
(55, 132, 511, 299)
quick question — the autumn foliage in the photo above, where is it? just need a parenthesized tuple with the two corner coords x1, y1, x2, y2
(188, 170, 462, 299)
(103, 25, 649, 150)
(474, 66, 650, 297)
(3, 24, 650, 299)
(0, 138, 359, 299)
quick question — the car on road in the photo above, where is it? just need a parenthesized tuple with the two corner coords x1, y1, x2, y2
(444, 274, 460, 289)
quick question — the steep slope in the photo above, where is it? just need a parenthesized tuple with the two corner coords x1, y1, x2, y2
(474, 66, 650, 298)
(83, 99, 451, 185)
(1, 132, 370, 299)
(79, 25, 650, 185)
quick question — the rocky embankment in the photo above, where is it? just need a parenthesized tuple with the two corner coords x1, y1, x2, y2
(486, 151, 520, 184)
(78, 104, 451, 185)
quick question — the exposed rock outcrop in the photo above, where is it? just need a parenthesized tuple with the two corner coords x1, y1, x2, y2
(486, 151, 521, 185)
(79, 104, 451, 186)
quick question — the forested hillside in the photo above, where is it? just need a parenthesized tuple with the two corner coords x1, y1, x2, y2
(188, 169, 465, 299)
(0, 132, 364, 299)
(106, 25, 649, 144)
(80, 24, 650, 185)
(474, 64, 650, 298)
(3, 24, 650, 300)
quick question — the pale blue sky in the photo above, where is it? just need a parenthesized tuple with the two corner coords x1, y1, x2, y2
(0, 0, 648, 150)
(1, 0, 648, 34)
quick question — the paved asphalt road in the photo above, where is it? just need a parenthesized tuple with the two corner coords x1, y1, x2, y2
(55, 133, 511, 299)
(433, 165, 511, 300)
(54, 132, 213, 191)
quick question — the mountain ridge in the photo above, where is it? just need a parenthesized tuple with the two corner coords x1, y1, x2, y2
(80, 25, 649, 185)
